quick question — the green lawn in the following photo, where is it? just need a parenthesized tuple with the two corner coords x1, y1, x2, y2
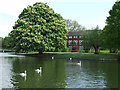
(46, 52, 118, 60)
(17, 51, 39, 55)
(16, 51, 119, 61)
(100, 50, 109, 53)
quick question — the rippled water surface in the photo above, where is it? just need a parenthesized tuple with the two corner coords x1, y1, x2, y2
(0, 53, 119, 89)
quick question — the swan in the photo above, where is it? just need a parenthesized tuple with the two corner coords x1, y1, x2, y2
(35, 67, 42, 73)
(69, 58, 72, 60)
(76, 61, 81, 66)
(19, 70, 27, 77)
(52, 56, 54, 59)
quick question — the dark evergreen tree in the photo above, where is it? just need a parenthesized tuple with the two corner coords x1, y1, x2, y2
(102, 1, 120, 52)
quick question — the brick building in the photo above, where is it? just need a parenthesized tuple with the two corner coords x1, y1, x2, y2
(67, 31, 85, 51)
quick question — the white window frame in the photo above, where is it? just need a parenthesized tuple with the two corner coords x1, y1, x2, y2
(73, 36, 78, 38)
(73, 40, 78, 46)
(79, 36, 81, 38)
(69, 36, 72, 39)
(79, 40, 83, 45)
(68, 40, 72, 45)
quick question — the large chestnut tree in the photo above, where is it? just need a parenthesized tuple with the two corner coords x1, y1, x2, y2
(9, 2, 68, 53)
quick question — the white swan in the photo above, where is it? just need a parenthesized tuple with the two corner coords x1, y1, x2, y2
(35, 67, 42, 73)
(69, 58, 72, 60)
(52, 56, 54, 59)
(76, 61, 81, 66)
(19, 70, 27, 77)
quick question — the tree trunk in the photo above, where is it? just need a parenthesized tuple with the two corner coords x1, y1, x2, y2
(94, 47, 99, 54)
(39, 52, 43, 54)
(85, 49, 89, 53)
(39, 50, 43, 54)
(109, 49, 112, 53)
(109, 49, 116, 53)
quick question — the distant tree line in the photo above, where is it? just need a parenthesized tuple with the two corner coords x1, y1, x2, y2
(65, 19, 86, 31)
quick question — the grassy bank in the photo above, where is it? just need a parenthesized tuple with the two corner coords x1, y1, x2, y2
(45, 52, 118, 60)
(16, 51, 119, 61)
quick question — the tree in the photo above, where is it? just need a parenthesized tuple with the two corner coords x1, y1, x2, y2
(9, 2, 68, 53)
(0, 37, 3, 49)
(82, 26, 102, 54)
(102, 1, 120, 52)
(65, 19, 86, 31)
(2, 37, 12, 49)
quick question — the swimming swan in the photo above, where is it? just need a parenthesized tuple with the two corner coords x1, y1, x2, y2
(52, 56, 54, 59)
(69, 58, 72, 60)
(76, 61, 81, 66)
(35, 67, 42, 73)
(19, 70, 27, 77)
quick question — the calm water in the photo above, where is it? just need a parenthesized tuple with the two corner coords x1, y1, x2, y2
(0, 53, 119, 89)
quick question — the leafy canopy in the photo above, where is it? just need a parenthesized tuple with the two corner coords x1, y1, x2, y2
(0, 37, 3, 49)
(102, 1, 120, 50)
(82, 26, 102, 54)
(9, 2, 68, 53)
(65, 19, 86, 31)
(2, 37, 12, 49)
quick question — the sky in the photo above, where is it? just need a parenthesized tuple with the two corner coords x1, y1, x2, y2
(0, 0, 117, 37)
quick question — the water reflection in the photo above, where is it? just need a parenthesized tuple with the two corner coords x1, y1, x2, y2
(10, 56, 67, 88)
(66, 60, 108, 88)
(1, 53, 119, 88)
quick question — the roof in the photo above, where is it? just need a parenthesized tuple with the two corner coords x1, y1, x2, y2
(68, 30, 85, 36)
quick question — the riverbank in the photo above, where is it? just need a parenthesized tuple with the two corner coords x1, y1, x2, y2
(16, 52, 119, 61)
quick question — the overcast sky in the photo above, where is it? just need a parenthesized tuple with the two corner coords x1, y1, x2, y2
(0, 0, 116, 37)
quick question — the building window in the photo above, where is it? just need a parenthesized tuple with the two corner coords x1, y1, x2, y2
(79, 36, 81, 38)
(73, 36, 78, 38)
(79, 46, 84, 50)
(69, 36, 72, 39)
(68, 40, 72, 45)
(69, 46, 72, 50)
(79, 40, 83, 45)
(73, 40, 78, 46)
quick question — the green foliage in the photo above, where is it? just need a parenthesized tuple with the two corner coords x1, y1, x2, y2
(2, 37, 12, 49)
(82, 32, 91, 51)
(0, 37, 3, 48)
(65, 19, 86, 31)
(9, 2, 68, 53)
(102, 1, 120, 51)
(79, 50, 85, 53)
(82, 26, 102, 54)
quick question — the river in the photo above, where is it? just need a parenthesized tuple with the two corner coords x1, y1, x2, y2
(0, 53, 119, 89)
